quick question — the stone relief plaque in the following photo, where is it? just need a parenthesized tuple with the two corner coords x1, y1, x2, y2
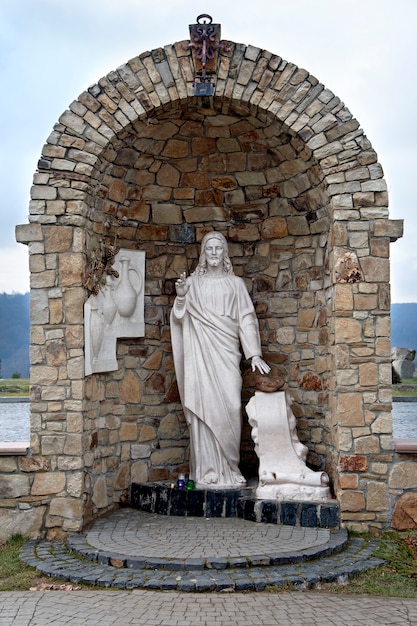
(84, 249, 145, 375)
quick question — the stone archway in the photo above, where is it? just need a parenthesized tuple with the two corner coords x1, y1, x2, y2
(13, 32, 403, 538)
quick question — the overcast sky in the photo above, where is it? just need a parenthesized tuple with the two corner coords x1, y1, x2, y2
(1, 0, 416, 302)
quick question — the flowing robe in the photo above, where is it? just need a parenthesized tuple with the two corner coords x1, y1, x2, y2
(170, 274, 262, 488)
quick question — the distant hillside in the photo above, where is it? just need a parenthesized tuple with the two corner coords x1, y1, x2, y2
(0, 293, 30, 378)
(391, 303, 417, 353)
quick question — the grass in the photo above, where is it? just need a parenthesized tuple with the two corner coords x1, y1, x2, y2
(393, 377, 417, 397)
(0, 378, 29, 397)
(318, 530, 417, 597)
(1, 531, 417, 596)
(0, 535, 95, 591)
(0, 534, 52, 591)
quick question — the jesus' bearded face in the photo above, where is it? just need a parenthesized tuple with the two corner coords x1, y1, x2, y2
(204, 238, 225, 268)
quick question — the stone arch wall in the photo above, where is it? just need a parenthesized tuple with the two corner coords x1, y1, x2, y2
(10, 38, 402, 537)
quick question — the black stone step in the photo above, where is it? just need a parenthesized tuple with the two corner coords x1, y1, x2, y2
(20, 536, 384, 592)
(131, 482, 340, 528)
(66, 528, 348, 571)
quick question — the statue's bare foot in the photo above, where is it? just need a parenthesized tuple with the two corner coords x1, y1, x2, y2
(201, 471, 218, 484)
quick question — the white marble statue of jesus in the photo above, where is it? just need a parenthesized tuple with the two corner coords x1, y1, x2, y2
(170, 231, 270, 489)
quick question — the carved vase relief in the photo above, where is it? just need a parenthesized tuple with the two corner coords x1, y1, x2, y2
(84, 249, 145, 375)
(102, 280, 117, 325)
(90, 304, 105, 363)
(115, 257, 142, 318)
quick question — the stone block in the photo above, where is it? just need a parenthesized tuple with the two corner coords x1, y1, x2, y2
(181, 172, 210, 188)
(92, 476, 108, 509)
(337, 394, 364, 426)
(261, 217, 288, 239)
(359, 363, 378, 386)
(59, 253, 84, 286)
(187, 489, 205, 517)
(120, 423, 138, 441)
(236, 171, 267, 186)
(152, 204, 182, 224)
(335, 318, 362, 343)
(367, 481, 388, 511)
(337, 429, 352, 452)
(41, 435, 66, 455)
(300, 503, 318, 527)
(44, 226, 73, 253)
(260, 501, 278, 524)
(45, 338, 67, 367)
(49, 496, 83, 519)
(170, 488, 187, 516)
(195, 189, 223, 206)
(389, 462, 417, 489)
(339, 474, 358, 489)
(184, 206, 227, 223)
(371, 413, 392, 435)
(339, 455, 368, 472)
(340, 490, 365, 512)
(31, 185, 57, 200)
(360, 257, 389, 282)
(58, 457, 83, 471)
(120, 371, 142, 403)
(64, 434, 83, 456)
(162, 139, 188, 158)
(392, 493, 417, 530)
(114, 463, 129, 490)
(0, 475, 30, 498)
(156, 163, 180, 187)
(0, 506, 46, 541)
(276, 326, 295, 345)
(151, 447, 185, 466)
(374, 219, 403, 241)
(66, 472, 84, 497)
(63, 288, 84, 324)
(136, 225, 168, 240)
(158, 414, 181, 439)
(139, 426, 156, 442)
(0, 457, 18, 472)
(354, 435, 380, 454)
(32, 472, 66, 495)
(280, 502, 298, 526)
(15, 223, 43, 243)
(131, 461, 148, 483)
(31, 366, 58, 385)
(228, 224, 260, 241)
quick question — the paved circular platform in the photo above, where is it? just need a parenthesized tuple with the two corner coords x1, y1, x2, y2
(84, 508, 333, 560)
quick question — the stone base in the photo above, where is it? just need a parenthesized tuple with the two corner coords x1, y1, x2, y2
(130, 482, 339, 528)
(255, 483, 331, 502)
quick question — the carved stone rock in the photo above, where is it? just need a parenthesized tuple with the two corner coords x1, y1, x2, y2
(247, 391, 331, 502)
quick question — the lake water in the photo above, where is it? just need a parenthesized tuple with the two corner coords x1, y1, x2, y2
(0, 401, 416, 442)
(392, 401, 417, 439)
(0, 402, 30, 441)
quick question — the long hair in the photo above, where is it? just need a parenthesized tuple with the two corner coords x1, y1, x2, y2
(193, 231, 234, 276)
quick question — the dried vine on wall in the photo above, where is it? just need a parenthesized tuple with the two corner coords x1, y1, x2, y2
(84, 218, 125, 295)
